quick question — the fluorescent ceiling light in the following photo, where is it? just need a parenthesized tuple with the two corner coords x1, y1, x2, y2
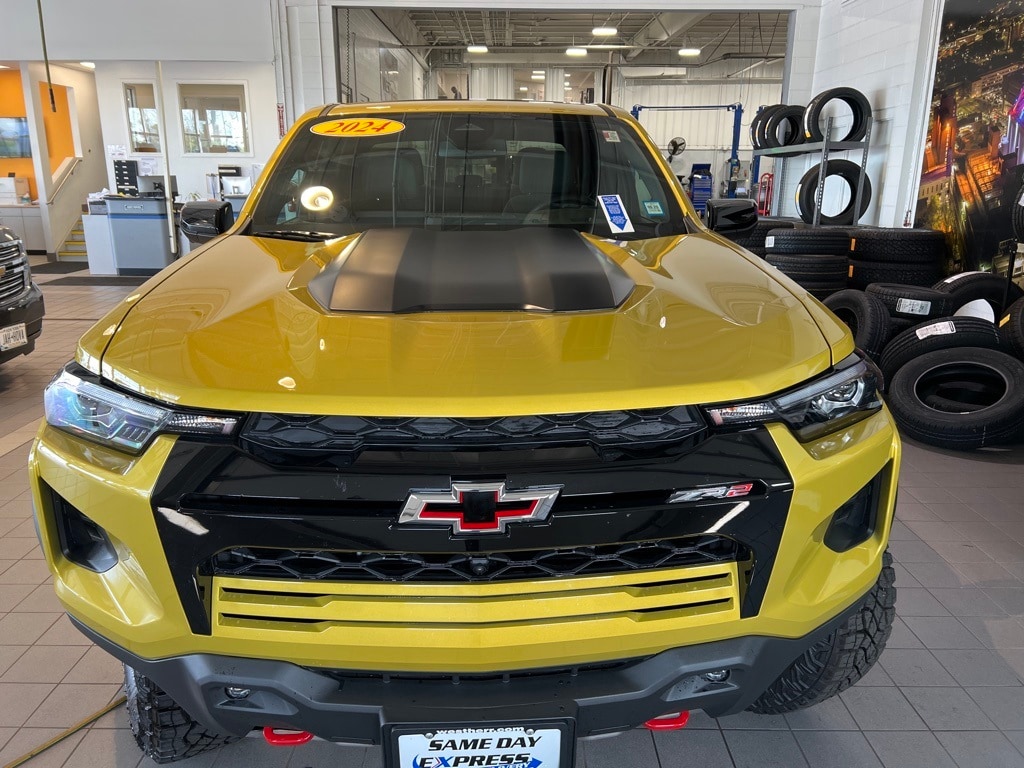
(591, 26, 617, 36)
(532, 70, 544, 75)
(564, 85, 573, 90)
(531, 74, 545, 81)
(466, 45, 488, 54)
(519, 86, 528, 92)
(677, 48, 701, 56)
(79, 61, 96, 69)
(565, 47, 588, 57)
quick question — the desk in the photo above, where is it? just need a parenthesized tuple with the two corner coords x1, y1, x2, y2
(0, 205, 45, 253)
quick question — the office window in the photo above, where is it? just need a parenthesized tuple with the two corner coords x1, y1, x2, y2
(178, 83, 250, 154)
(124, 83, 161, 153)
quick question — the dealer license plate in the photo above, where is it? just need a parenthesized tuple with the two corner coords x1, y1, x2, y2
(0, 323, 27, 351)
(391, 723, 570, 768)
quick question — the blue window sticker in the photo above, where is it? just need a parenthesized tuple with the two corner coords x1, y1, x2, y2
(598, 194, 635, 234)
(643, 200, 665, 217)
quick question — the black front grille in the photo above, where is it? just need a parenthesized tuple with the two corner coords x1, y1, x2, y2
(0, 242, 27, 303)
(240, 407, 707, 464)
(317, 658, 641, 685)
(206, 535, 745, 584)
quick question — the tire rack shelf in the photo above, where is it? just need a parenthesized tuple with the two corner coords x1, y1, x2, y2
(752, 114, 873, 227)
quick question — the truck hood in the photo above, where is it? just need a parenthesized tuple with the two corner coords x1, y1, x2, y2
(96, 230, 849, 416)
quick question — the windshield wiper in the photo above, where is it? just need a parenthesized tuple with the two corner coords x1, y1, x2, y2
(252, 229, 336, 242)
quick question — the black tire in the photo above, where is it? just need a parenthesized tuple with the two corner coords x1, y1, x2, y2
(803, 87, 872, 142)
(933, 271, 1024, 315)
(765, 228, 851, 255)
(1013, 182, 1024, 242)
(879, 316, 1004, 384)
(887, 347, 1024, 449)
(889, 317, 916, 336)
(866, 283, 957, 320)
(823, 289, 892, 360)
(751, 105, 784, 150)
(999, 297, 1024, 361)
(795, 160, 872, 226)
(749, 551, 895, 714)
(723, 216, 798, 249)
(125, 665, 239, 764)
(849, 259, 942, 290)
(764, 105, 806, 149)
(766, 253, 849, 280)
(848, 227, 947, 265)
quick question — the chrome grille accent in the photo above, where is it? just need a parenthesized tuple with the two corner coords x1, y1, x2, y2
(0, 241, 27, 303)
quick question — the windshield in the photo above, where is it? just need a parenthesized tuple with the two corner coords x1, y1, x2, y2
(249, 111, 691, 241)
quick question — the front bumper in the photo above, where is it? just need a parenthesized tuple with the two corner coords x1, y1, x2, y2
(30, 408, 899, 675)
(0, 282, 44, 364)
(73, 593, 864, 741)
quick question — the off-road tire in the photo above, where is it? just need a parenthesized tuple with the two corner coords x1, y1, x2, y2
(765, 228, 851, 255)
(879, 316, 1004, 384)
(865, 283, 957, 320)
(724, 216, 797, 251)
(849, 259, 942, 290)
(1000, 297, 1024, 360)
(848, 227, 947, 265)
(823, 289, 892, 360)
(933, 272, 1024, 315)
(795, 160, 871, 226)
(748, 551, 895, 714)
(125, 665, 239, 764)
(887, 347, 1024, 449)
(803, 86, 872, 143)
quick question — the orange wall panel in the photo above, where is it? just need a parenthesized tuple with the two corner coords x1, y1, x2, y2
(0, 70, 36, 200)
(40, 83, 76, 175)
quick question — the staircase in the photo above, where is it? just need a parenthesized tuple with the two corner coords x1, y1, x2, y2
(57, 217, 88, 262)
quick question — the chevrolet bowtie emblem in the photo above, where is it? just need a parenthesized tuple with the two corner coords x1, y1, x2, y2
(398, 481, 562, 535)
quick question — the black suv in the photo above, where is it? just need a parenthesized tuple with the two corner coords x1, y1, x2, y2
(0, 226, 44, 365)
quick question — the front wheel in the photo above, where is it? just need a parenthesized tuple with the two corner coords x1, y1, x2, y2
(748, 550, 896, 714)
(125, 664, 240, 763)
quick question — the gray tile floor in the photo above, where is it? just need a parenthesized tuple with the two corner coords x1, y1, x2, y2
(0, 263, 1022, 767)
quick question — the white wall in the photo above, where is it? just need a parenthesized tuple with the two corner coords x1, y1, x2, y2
(20, 64, 107, 252)
(93, 61, 280, 201)
(778, 0, 943, 226)
(621, 60, 784, 186)
(4, 0, 274, 62)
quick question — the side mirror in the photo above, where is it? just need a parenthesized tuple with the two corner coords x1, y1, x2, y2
(706, 198, 757, 235)
(179, 201, 233, 244)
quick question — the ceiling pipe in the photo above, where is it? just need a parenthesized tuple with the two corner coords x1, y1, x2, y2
(624, 12, 710, 61)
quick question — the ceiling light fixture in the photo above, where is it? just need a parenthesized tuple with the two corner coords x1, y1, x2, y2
(565, 47, 588, 57)
(466, 45, 488, 54)
(531, 74, 545, 81)
(591, 26, 617, 36)
(532, 70, 544, 75)
(519, 86, 528, 92)
(79, 61, 96, 69)
(677, 47, 702, 57)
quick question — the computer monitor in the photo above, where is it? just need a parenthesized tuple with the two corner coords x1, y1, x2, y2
(221, 176, 252, 196)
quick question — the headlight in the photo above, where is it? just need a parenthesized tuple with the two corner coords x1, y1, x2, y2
(704, 354, 883, 441)
(44, 366, 238, 454)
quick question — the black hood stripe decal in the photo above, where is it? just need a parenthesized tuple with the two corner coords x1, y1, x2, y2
(308, 228, 635, 314)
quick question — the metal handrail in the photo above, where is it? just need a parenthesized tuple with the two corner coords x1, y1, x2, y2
(46, 156, 82, 205)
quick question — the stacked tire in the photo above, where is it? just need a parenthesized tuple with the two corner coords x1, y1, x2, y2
(823, 272, 1024, 450)
(720, 216, 799, 258)
(765, 228, 851, 300)
(847, 228, 946, 289)
(751, 105, 806, 151)
(792, 87, 873, 226)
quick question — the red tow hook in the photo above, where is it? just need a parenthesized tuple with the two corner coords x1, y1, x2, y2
(643, 711, 690, 731)
(262, 727, 314, 746)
